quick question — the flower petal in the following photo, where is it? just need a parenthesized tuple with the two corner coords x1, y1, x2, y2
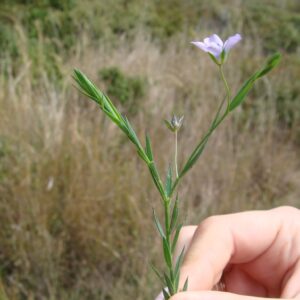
(192, 34, 225, 58)
(224, 33, 242, 52)
(206, 34, 223, 47)
(206, 46, 223, 57)
(191, 41, 209, 52)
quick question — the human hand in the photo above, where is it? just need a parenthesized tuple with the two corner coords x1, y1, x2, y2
(169, 206, 300, 300)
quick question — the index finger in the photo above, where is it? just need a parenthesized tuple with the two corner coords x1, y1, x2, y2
(179, 208, 283, 291)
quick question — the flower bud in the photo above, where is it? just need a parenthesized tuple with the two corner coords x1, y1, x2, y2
(164, 115, 184, 132)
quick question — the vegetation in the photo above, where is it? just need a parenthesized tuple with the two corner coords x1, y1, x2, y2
(0, 0, 299, 299)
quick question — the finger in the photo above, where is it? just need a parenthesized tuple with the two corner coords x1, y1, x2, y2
(224, 265, 267, 297)
(281, 259, 300, 299)
(179, 208, 282, 291)
(170, 291, 283, 300)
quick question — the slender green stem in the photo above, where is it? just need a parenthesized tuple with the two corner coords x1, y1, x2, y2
(169, 69, 231, 198)
(175, 131, 179, 179)
(219, 65, 231, 111)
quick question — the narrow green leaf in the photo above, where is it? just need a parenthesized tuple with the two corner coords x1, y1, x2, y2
(170, 195, 179, 233)
(153, 209, 166, 239)
(180, 135, 209, 177)
(174, 271, 180, 292)
(164, 273, 174, 295)
(148, 162, 167, 200)
(229, 52, 281, 111)
(137, 149, 149, 163)
(172, 223, 182, 253)
(102, 92, 123, 121)
(73, 69, 122, 121)
(182, 277, 189, 291)
(165, 165, 172, 197)
(174, 247, 185, 291)
(122, 116, 140, 147)
(228, 75, 257, 112)
(257, 52, 281, 78)
(163, 237, 172, 269)
(174, 247, 185, 279)
(150, 263, 165, 284)
(145, 134, 153, 161)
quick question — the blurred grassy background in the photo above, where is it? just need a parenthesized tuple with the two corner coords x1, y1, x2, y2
(0, 0, 299, 299)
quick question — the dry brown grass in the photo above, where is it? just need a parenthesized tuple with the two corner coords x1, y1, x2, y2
(0, 30, 299, 299)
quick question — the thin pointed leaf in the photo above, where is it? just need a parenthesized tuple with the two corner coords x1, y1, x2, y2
(148, 162, 167, 200)
(165, 165, 172, 197)
(145, 134, 153, 161)
(180, 135, 209, 177)
(137, 149, 150, 163)
(174, 247, 185, 279)
(172, 223, 182, 253)
(170, 195, 179, 232)
(256, 52, 281, 78)
(102, 92, 123, 121)
(73, 69, 122, 120)
(228, 75, 257, 112)
(229, 52, 281, 111)
(163, 237, 172, 269)
(164, 273, 174, 295)
(182, 277, 189, 291)
(153, 209, 166, 239)
(174, 247, 185, 291)
(150, 264, 165, 284)
(122, 116, 141, 147)
(174, 271, 180, 292)
(74, 70, 154, 161)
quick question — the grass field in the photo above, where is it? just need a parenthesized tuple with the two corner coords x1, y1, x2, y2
(0, 1, 299, 299)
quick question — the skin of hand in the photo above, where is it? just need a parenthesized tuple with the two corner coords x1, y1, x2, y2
(170, 206, 300, 300)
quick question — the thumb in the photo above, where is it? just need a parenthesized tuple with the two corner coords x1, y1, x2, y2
(170, 291, 282, 300)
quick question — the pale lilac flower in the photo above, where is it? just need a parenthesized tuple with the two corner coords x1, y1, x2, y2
(191, 33, 242, 60)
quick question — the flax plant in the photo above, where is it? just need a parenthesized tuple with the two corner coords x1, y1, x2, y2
(73, 33, 281, 299)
